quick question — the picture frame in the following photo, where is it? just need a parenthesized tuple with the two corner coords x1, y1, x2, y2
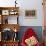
(2, 10, 9, 15)
(25, 10, 36, 17)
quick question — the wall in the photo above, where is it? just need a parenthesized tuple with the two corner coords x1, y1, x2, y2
(18, 0, 44, 26)
(0, 0, 44, 26)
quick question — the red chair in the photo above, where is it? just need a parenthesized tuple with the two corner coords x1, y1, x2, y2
(21, 28, 41, 46)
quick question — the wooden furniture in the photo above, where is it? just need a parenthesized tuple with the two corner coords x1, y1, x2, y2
(0, 24, 19, 31)
(2, 41, 19, 46)
(0, 7, 20, 46)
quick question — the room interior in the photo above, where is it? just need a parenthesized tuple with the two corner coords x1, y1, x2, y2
(0, 0, 45, 46)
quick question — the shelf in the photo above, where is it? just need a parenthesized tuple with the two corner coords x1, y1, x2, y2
(1, 40, 19, 46)
(0, 24, 20, 32)
(2, 40, 19, 43)
(1, 15, 18, 24)
(0, 7, 19, 9)
(0, 7, 20, 46)
(0, 7, 19, 15)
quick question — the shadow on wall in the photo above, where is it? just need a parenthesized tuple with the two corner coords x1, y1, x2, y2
(18, 26, 44, 44)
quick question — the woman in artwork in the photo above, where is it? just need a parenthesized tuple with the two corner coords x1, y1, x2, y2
(21, 28, 41, 46)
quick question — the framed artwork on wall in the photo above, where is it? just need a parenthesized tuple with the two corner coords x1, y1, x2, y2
(25, 10, 36, 17)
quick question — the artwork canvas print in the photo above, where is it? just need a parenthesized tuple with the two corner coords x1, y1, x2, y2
(25, 10, 36, 17)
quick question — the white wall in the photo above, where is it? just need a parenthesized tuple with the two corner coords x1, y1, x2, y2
(0, 0, 44, 26)
(18, 0, 44, 26)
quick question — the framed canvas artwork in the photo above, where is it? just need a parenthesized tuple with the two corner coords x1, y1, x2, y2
(25, 10, 36, 17)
